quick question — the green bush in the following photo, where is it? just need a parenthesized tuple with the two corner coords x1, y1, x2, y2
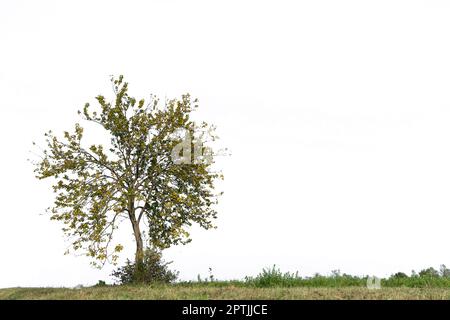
(111, 247, 179, 285)
(94, 280, 107, 287)
(245, 265, 302, 287)
(245, 265, 296, 287)
(419, 267, 440, 278)
(391, 272, 408, 279)
(382, 267, 450, 288)
(244, 266, 367, 288)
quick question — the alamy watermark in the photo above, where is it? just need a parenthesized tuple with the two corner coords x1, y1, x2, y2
(170, 127, 228, 165)
(366, 276, 381, 290)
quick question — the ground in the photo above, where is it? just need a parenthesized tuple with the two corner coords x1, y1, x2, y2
(1, 286, 449, 300)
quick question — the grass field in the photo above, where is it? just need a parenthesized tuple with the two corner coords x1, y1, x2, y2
(1, 285, 450, 300)
(2, 265, 449, 300)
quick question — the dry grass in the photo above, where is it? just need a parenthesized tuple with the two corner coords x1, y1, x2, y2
(1, 286, 449, 300)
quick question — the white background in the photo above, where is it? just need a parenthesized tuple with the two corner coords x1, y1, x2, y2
(1, 0, 450, 287)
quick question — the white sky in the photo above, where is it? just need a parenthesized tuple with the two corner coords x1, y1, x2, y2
(1, 0, 450, 288)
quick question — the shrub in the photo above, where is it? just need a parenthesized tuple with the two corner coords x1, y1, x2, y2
(391, 272, 408, 279)
(111, 247, 179, 285)
(94, 280, 107, 287)
(419, 267, 440, 278)
(244, 266, 367, 288)
(383, 267, 450, 288)
(245, 265, 302, 287)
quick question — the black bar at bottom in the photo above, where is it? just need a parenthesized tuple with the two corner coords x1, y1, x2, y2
(0, 300, 447, 319)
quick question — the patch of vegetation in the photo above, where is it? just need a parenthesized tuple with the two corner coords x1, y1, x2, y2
(383, 265, 450, 288)
(111, 247, 179, 285)
(243, 266, 365, 288)
(179, 264, 450, 289)
(1, 264, 450, 300)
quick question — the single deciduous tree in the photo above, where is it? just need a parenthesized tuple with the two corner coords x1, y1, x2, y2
(33, 76, 223, 281)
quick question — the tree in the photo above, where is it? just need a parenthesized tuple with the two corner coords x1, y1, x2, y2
(33, 76, 223, 281)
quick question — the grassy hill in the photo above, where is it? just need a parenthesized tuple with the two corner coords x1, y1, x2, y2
(3, 265, 450, 300)
(1, 285, 450, 300)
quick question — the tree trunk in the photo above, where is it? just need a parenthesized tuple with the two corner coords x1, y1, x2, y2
(132, 219, 145, 282)
(129, 198, 144, 283)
